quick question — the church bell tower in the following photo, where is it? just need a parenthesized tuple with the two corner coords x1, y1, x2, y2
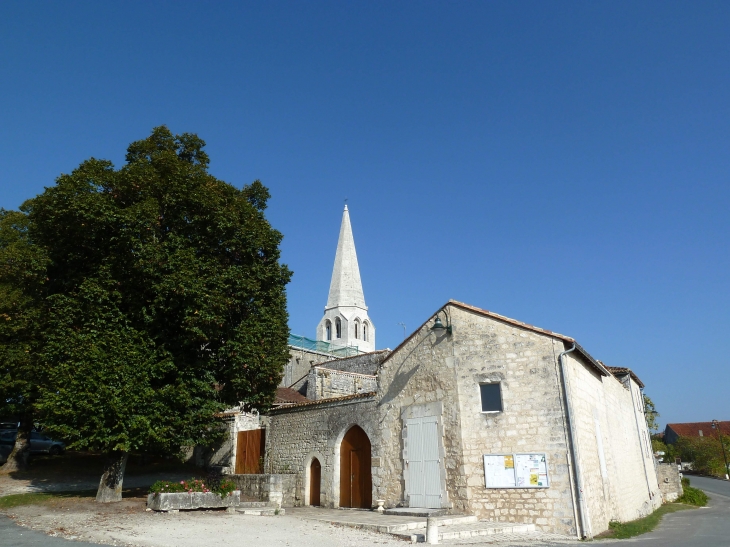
(316, 205, 375, 353)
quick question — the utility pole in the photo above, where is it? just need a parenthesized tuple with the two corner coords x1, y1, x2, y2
(712, 420, 730, 480)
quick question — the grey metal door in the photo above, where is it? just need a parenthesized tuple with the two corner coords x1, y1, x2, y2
(406, 416, 441, 508)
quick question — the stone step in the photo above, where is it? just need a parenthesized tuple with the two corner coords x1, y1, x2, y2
(384, 507, 449, 517)
(237, 501, 272, 508)
(235, 507, 285, 516)
(391, 521, 536, 543)
(350, 515, 478, 534)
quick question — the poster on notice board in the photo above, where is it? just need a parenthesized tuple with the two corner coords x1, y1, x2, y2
(483, 453, 549, 488)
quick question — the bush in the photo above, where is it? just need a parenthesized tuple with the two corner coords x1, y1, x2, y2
(677, 485, 708, 507)
(149, 478, 236, 497)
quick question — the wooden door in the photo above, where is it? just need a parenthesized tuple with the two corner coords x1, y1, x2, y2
(310, 458, 321, 506)
(235, 429, 265, 474)
(339, 425, 372, 508)
(406, 416, 441, 508)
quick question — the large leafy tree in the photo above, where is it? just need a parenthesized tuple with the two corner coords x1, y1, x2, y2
(0, 210, 48, 472)
(0, 127, 291, 501)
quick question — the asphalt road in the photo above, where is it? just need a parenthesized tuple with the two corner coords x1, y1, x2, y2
(0, 515, 99, 547)
(601, 475, 730, 547)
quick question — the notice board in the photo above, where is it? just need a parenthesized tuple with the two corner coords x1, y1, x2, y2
(483, 453, 549, 488)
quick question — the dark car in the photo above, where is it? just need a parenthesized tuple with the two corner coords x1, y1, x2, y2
(0, 429, 65, 457)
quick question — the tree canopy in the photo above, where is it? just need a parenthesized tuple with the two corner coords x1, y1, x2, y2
(0, 127, 291, 498)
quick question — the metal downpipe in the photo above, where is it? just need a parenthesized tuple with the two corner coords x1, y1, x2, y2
(559, 343, 591, 540)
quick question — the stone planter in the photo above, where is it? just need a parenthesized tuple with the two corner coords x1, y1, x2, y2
(147, 490, 241, 512)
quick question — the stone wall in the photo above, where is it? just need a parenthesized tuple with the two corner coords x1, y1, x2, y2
(656, 463, 683, 502)
(306, 367, 377, 400)
(316, 350, 390, 375)
(281, 346, 338, 388)
(564, 351, 660, 536)
(230, 474, 297, 507)
(266, 396, 379, 508)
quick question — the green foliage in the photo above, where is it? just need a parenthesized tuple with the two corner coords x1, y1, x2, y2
(0, 491, 95, 509)
(149, 478, 236, 496)
(0, 126, 291, 461)
(643, 394, 659, 433)
(674, 436, 729, 477)
(603, 504, 691, 539)
(0, 210, 48, 431)
(677, 484, 708, 507)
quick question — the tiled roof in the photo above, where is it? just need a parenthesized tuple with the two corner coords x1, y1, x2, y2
(666, 421, 730, 438)
(604, 365, 645, 388)
(274, 387, 309, 404)
(268, 391, 376, 413)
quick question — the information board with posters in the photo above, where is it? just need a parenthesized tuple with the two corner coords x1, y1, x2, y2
(483, 453, 549, 488)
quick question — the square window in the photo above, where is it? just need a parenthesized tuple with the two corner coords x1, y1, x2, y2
(480, 383, 502, 412)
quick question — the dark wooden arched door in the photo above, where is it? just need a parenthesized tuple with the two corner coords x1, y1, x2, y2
(339, 425, 372, 508)
(310, 458, 321, 506)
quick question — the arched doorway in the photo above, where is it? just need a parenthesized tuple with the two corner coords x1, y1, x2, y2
(309, 458, 321, 506)
(339, 425, 372, 508)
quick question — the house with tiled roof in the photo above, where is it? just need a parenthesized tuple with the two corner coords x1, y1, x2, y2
(664, 421, 730, 445)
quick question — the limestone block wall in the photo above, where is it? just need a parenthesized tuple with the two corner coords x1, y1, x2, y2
(265, 397, 379, 508)
(656, 463, 683, 502)
(230, 474, 297, 507)
(564, 353, 660, 537)
(281, 346, 338, 388)
(375, 319, 468, 512)
(318, 350, 390, 375)
(447, 306, 578, 535)
(306, 367, 377, 400)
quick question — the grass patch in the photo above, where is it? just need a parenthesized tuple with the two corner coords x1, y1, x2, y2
(0, 487, 149, 510)
(597, 503, 693, 539)
(0, 490, 95, 510)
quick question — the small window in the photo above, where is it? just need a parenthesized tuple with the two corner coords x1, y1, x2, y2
(335, 317, 342, 339)
(354, 322, 359, 339)
(363, 323, 368, 341)
(325, 321, 332, 341)
(480, 383, 502, 412)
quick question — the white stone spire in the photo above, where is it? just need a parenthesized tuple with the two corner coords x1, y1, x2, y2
(316, 205, 375, 353)
(326, 205, 366, 310)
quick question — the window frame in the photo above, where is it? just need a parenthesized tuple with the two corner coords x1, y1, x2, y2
(479, 382, 503, 414)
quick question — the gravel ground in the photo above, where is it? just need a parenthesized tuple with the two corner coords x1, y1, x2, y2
(2, 495, 579, 547)
(5, 498, 405, 547)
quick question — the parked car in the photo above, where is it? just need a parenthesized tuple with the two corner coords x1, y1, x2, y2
(0, 429, 65, 456)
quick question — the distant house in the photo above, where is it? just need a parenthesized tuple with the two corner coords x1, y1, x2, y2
(664, 421, 730, 445)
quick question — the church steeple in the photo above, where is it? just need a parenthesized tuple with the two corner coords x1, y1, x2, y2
(316, 205, 375, 353)
(326, 205, 366, 310)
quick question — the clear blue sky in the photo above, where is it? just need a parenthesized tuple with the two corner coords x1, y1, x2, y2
(1, 2, 728, 427)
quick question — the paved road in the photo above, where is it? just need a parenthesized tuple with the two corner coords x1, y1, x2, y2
(0, 515, 99, 547)
(601, 475, 730, 547)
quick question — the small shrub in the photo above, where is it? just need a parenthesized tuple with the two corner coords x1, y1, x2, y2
(150, 478, 237, 497)
(677, 485, 708, 507)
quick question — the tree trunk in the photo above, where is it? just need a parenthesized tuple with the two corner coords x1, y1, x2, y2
(96, 451, 129, 503)
(1, 433, 30, 474)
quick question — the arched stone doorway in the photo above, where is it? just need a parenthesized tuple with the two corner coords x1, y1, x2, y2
(339, 425, 372, 508)
(309, 457, 321, 506)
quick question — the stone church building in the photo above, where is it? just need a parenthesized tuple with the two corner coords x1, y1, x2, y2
(226, 206, 660, 539)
